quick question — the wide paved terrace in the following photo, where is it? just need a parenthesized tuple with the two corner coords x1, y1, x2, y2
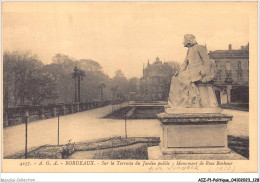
(3, 104, 248, 157)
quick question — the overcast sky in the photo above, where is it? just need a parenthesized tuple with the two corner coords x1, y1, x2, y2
(3, 2, 251, 78)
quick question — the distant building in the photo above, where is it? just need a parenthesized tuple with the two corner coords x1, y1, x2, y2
(140, 45, 249, 103)
(140, 57, 177, 101)
(209, 44, 249, 104)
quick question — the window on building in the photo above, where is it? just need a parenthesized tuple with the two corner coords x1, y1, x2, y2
(226, 70, 232, 79)
(238, 61, 242, 69)
(216, 70, 222, 81)
(226, 62, 231, 70)
(237, 70, 243, 81)
(216, 62, 221, 70)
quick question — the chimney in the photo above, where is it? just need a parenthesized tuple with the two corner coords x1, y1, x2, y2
(241, 46, 245, 50)
(228, 44, 232, 50)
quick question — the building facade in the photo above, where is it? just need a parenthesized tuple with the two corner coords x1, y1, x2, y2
(140, 57, 177, 101)
(209, 44, 249, 104)
(140, 44, 249, 104)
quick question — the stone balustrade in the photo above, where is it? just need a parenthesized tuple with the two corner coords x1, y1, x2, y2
(3, 101, 125, 128)
(111, 102, 129, 113)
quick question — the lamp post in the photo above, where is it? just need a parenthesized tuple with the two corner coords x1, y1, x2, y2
(225, 73, 233, 104)
(98, 82, 106, 102)
(73, 66, 79, 102)
(24, 108, 29, 159)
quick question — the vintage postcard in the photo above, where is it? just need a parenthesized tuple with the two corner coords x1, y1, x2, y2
(1, 1, 258, 174)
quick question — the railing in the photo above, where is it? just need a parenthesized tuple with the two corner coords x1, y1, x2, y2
(111, 102, 129, 113)
(3, 100, 125, 128)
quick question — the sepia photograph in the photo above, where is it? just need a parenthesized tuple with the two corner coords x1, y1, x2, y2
(1, 1, 258, 174)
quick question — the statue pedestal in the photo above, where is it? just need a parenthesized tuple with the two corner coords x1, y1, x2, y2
(165, 107, 222, 114)
(157, 112, 233, 154)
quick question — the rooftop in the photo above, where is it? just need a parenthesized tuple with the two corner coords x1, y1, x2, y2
(209, 50, 249, 59)
(209, 44, 249, 59)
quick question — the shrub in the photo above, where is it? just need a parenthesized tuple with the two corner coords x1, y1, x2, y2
(61, 140, 76, 159)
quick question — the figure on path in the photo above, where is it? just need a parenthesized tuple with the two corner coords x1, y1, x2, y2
(168, 34, 216, 108)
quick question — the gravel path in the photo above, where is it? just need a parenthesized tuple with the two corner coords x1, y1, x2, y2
(3, 105, 248, 157)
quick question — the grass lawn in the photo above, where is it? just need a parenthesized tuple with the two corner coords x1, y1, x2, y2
(104, 106, 165, 119)
(219, 103, 249, 111)
(5, 135, 249, 159)
(228, 135, 249, 159)
(5, 137, 160, 159)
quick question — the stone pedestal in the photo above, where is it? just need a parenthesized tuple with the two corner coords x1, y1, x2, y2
(39, 107, 45, 119)
(61, 104, 66, 115)
(52, 106, 57, 117)
(70, 104, 74, 113)
(157, 112, 232, 155)
(227, 85, 232, 104)
(76, 103, 80, 112)
(148, 146, 246, 160)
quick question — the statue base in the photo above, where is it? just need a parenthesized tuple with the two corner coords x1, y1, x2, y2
(157, 112, 233, 154)
(148, 146, 247, 160)
(165, 107, 222, 114)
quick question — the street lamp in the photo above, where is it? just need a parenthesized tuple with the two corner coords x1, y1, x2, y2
(73, 66, 79, 102)
(225, 73, 233, 104)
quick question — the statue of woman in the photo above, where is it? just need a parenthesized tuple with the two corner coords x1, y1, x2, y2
(168, 34, 216, 108)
